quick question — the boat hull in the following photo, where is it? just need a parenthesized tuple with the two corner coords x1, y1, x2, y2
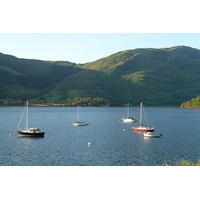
(121, 118, 137, 123)
(144, 132, 162, 138)
(17, 130, 45, 137)
(72, 123, 89, 126)
(144, 135, 161, 138)
(132, 127, 154, 132)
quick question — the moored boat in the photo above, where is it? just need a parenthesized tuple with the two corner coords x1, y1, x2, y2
(143, 132, 162, 138)
(132, 102, 154, 132)
(121, 102, 137, 123)
(72, 122, 89, 126)
(71, 106, 89, 126)
(122, 117, 137, 123)
(17, 128, 45, 137)
(17, 101, 45, 137)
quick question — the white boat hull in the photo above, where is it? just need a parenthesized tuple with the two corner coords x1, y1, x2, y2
(143, 132, 162, 138)
(72, 122, 89, 126)
(122, 118, 137, 123)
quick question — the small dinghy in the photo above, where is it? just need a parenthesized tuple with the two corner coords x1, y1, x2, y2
(143, 132, 162, 138)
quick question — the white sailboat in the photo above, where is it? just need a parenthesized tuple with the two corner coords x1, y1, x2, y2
(132, 102, 154, 132)
(17, 101, 45, 137)
(71, 106, 89, 126)
(121, 102, 137, 123)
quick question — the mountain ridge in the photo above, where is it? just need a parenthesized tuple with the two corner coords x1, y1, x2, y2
(0, 45, 200, 106)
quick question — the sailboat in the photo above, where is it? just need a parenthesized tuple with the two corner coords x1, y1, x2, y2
(121, 102, 137, 123)
(71, 106, 89, 126)
(132, 102, 154, 132)
(17, 101, 45, 137)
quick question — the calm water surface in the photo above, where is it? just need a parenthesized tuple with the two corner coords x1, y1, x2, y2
(1, 106, 200, 166)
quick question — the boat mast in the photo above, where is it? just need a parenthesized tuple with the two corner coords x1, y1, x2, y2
(26, 100, 28, 130)
(140, 102, 142, 126)
(127, 103, 129, 118)
(77, 106, 79, 122)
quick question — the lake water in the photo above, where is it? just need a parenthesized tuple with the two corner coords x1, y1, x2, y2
(1, 106, 200, 166)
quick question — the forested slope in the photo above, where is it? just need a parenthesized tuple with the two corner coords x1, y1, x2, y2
(1, 45, 200, 106)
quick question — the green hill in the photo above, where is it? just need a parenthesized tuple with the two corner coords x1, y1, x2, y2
(1, 45, 200, 106)
(180, 95, 200, 108)
(0, 52, 77, 102)
(48, 45, 200, 106)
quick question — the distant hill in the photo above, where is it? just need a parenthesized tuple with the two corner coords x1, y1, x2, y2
(1, 45, 200, 106)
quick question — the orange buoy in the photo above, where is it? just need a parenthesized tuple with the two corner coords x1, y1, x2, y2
(9, 134, 13, 137)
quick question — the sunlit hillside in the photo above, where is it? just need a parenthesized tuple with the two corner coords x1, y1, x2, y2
(1, 46, 200, 106)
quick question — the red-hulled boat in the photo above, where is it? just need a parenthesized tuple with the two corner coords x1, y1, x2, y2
(132, 102, 154, 132)
(132, 125, 154, 132)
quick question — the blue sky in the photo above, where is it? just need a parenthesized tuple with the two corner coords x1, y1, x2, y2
(1, 1, 200, 64)
(0, 33, 200, 64)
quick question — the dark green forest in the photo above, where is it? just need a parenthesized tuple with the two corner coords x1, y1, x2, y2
(1, 46, 200, 106)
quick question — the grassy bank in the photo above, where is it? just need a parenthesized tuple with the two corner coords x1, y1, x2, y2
(163, 159, 200, 166)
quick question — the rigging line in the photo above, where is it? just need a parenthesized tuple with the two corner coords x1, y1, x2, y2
(121, 104, 128, 118)
(133, 106, 140, 125)
(143, 105, 150, 126)
(72, 109, 77, 123)
(72, 106, 79, 123)
(17, 103, 26, 128)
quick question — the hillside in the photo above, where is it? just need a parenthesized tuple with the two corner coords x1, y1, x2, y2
(0, 52, 77, 102)
(180, 95, 200, 108)
(1, 46, 200, 106)
(44, 45, 200, 105)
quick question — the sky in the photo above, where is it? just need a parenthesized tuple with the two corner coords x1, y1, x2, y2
(0, 33, 200, 64)
(0, 1, 200, 64)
